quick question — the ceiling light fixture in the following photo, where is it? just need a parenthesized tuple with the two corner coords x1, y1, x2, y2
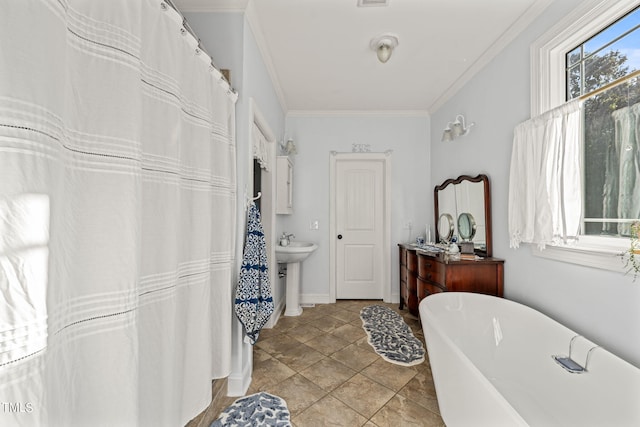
(370, 33, 399, 64)
(442, 114, 475, 142)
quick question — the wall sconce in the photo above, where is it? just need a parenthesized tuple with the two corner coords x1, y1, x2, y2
(442, 114, 475, 142)
(370, 33, 399, 64)
(279, 138, 297, 155)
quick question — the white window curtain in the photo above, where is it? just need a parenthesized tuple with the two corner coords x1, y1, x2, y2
(509, 99, 582, 249)
(252, 122, 270, 171)
(607, 103, 640, 235)
(0, 1, 237, 426)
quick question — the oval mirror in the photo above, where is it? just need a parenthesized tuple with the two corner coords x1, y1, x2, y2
(438, 213, 454, 243)
(457, 212, 477, 241)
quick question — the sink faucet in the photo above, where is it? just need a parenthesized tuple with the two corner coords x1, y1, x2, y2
(280, 232, 295, 246)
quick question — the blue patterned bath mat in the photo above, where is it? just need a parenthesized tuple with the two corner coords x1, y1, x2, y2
(210, 392, 291, 427)
(360, 305, 425, 366)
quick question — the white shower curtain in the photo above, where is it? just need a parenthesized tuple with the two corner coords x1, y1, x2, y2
(0, 1, 237, 426)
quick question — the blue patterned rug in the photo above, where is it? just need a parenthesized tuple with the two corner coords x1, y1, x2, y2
(360, 305, 425, 366)
(210, 392, 291, 427)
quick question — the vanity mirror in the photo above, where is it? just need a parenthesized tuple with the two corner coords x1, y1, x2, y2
(434, 174, 492, 257)
(457, 212, 477, 241)
(437, 213, 455, 243)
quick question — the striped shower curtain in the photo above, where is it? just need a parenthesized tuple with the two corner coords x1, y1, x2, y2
(0, 1, 237, 426)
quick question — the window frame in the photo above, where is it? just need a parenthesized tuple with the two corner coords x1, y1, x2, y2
(530, 0, 639, 272)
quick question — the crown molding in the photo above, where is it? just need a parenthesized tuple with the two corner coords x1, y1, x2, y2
(244, 1, 288, 113)
(428, 0, 553, 114)
(286, 110, 430, 118)
(171, 0, 249, 12)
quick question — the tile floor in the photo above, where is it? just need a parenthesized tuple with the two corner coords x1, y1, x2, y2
(192, 300, 445, 426)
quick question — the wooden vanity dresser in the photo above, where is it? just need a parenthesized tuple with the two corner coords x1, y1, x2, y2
(400, 174, 504, 316)
(398, 244, 504, 316)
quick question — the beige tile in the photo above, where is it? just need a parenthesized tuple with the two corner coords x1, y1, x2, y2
(331, 373, 395, 419)
(256, 333, 302, 355)
(274, 315, 304, 331)
(273, 342, 326, 372)
(397, 368, 440, 414)
(297, 307, 328, 323)
(256, 326, 281, 340)
(294, 395, 368, 426)
(299, 357, 357, 392)
(330, 323, 367, 343)
(251, 355, 296, 390)
(313, 315, 346, 332)
(330, 308, 361, 324)
(253, 347, 272, 363)
(271, 374, 327, 416)
(286, 323, 325, 343)
(360, 358, 418, 392)
(330, 341, 378, 371)
(245, 300, 441, 426)
(339, 300, 379, 313)
(369, 394, 444, 427)
(305, 333, 351, 356)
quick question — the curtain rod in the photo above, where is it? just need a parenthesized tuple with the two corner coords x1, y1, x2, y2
(163, 0, 235, 93)
(578, 69, 640, 102)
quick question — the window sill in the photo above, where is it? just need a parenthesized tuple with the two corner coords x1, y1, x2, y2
(531, 236, 628, 273)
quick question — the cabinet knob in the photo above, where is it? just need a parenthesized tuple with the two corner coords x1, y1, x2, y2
(337, 234, 343, 239)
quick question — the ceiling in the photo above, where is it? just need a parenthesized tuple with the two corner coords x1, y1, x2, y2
(173, 0, 553, 113)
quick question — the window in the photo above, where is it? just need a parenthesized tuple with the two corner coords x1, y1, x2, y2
(568, 6, 640, 239)
(566, 6, 640, 100)
(531, 0, 640, 271)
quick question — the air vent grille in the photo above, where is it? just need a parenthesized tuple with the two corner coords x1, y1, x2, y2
(357, 0, 389, 7)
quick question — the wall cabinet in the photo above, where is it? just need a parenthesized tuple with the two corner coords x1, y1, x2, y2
(276, 156, 293, 214)
(398, 244, 504, 316)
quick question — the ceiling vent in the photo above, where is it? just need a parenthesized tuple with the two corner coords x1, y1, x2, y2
(357, 0, 389, 7)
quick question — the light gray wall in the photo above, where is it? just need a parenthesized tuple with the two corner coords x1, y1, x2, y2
(282, 115, 430, 302)
(183, 12, 244, 91)
(431, 0, 640, 367)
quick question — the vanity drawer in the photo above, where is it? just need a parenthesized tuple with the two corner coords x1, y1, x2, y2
(399, 247, 407, 266)
(407, 249, 417, 272)
(418, 279, 445, 300)
(417, 254, 444, 283)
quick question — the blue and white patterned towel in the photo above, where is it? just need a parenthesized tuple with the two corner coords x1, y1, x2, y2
(234, 201, 274, 345)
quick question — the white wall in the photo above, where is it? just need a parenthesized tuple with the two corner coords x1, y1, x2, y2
(282, 114, 430, 303)
(430, 0, 640, 367)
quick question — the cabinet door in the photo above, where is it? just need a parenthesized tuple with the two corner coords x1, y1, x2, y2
(276, 156, 293, 214)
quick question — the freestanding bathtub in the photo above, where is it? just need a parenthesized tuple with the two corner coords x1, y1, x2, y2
(419, 292, 640, 427)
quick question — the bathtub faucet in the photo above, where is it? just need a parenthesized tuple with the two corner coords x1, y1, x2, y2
(552, 335, 600, 374)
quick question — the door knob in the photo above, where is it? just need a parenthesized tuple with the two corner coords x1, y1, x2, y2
(337, 234, 343, 239)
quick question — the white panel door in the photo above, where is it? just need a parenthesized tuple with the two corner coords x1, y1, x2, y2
(336, 158, 384, 299)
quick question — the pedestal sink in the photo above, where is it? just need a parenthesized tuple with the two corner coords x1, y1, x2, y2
(275, 241, 318, 316)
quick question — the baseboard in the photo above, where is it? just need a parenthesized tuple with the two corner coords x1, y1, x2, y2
(300, 293, 333, 304)
(264, 299, 285, 329)
(299, 293, 400, 304)
(226, 357, 252, 397)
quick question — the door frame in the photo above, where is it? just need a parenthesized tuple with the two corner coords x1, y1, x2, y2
(329, 151, 392, 303)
